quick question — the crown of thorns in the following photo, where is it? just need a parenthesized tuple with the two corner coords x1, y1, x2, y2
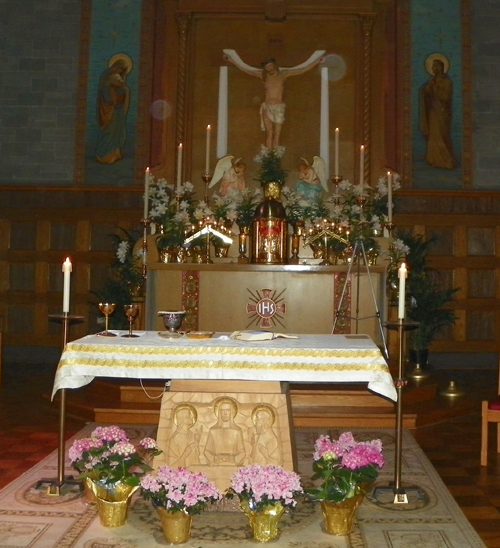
(261, 58, 277, 67)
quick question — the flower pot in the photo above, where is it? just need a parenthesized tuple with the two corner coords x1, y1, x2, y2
(88, 480, 139, 528)
(240, 499, 285, 542)
(83, 477, 97, 505)
(320, 495, 363, 536)
(156, 507, 192, 544)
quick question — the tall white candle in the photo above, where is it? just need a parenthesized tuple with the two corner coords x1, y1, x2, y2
(359, 145, 365, 189)
(176, 143, 183, 194)
(335, 127, 340, 176)
(398, 262, 407, 319)
(205, 125, 211, 174)
(143, 167, 150, 219)
(62, 257, 72, 313)
(320, 67, 329, 177)
(387, 171, 393, 223)
(217, 66, 228, 158)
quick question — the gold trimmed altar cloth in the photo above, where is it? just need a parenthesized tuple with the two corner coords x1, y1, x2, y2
(52, 332, 396, 401)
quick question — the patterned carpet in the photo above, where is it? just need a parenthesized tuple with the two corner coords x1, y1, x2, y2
(0, 424, 486, 548)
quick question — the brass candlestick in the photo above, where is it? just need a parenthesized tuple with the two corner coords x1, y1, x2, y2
(373, 320, 422, 506)
(36, 313, 84, 496)
(331, 175, 343, 206)
(202, 173, 212, 204)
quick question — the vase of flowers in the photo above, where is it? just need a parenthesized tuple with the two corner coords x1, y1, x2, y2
(306, 432, 384, 535)
(229, 464, 303, 542)
(69, 425, 160, 527)
(141, 465, 222, 544)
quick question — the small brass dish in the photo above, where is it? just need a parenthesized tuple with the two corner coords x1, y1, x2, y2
(186, 331, 214, 340)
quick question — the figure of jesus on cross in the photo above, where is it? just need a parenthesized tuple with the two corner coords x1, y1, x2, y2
(223, 49, 325, 150)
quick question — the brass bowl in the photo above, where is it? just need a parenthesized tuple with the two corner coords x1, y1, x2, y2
(185, 331, 214, 340)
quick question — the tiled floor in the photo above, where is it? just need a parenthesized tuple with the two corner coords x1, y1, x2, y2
(1, 364, 500, 547)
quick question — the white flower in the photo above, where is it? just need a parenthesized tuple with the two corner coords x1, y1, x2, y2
(116, 241, 129, 264)
(393, 239, 410, 255)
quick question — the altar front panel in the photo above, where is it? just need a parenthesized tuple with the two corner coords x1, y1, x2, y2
(146, 264, 386, 343)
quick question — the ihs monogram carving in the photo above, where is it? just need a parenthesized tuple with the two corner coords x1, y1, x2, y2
(246, 288, 286, 329)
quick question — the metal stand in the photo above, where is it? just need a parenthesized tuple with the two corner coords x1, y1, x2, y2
(332, 240, 388, 358)
(36, 313, 84, 496)
(373, 319, 423, 505)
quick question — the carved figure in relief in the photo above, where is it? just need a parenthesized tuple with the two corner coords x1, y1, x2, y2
(167, 404, 201, 467)
(223, 49, 325, 149)
(249, 405, 282, 465)
(204, 397, 246, 466)
(419, 54, 456, 170)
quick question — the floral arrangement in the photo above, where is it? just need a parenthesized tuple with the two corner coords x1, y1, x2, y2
(254, 145, 287, 186)
(68, 425, 161, 486)
(90, 227, 144, 329)
(230, 187, 262, 227)
(141, 465, 222, 514)
(306, 432, 384, 503)
(229, 464, 303, 511)
(148, 177, 195, 247)
(111, 227, 144, 290)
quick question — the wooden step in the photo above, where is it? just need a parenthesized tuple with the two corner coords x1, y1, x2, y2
(55, 376, 474, 430)
(89, 379, 437, 407)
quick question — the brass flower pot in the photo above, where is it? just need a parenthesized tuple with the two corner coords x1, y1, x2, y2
(88, 480, 139, 528)
(320, 494, 363, 535)
(156, 507, 192, 544)
(240, 499, 285, 542)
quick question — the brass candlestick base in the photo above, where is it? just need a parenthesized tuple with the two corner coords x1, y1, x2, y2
(407, 362, 430, 380)
(440, 380, 465, 397)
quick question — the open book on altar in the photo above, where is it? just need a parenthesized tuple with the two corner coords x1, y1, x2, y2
(230, 330, 299, 341)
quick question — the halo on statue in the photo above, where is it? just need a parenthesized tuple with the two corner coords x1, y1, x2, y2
(424, 52, 450, 75)
(251, 404, 276, 426)
(108, 52, 134, 74)
(213, 396, 238, 418)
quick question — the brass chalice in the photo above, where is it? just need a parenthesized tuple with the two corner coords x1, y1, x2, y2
(98, 302, 117, 337)
(122, 304, 140, 338)
(158, 310, 186, 338)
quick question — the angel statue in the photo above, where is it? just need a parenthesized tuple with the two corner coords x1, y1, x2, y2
(295, 156, 327, 202)
(208, 155, 247, 197)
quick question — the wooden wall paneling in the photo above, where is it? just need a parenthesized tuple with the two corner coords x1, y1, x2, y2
(467, 227, 495, 256)
(11, 221, 36, 251)
(0, 220, 9, 252)
(36, 220, 51, 253)
(77, 220, 91, 252)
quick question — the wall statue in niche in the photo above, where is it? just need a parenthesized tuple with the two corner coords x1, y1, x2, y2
(95, 54, 132, 165)
(154, 391, 293, 491)
(223, 49, 325, 150)
(419, 53, 456, 170)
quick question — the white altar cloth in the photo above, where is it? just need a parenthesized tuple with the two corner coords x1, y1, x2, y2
(52, 332, 396, 401)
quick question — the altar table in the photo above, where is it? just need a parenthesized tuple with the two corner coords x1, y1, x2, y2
(52, 332, 396, 401)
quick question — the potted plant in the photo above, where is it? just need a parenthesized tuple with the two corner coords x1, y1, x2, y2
(90, 227, 144, 330)
(394, 231, 459, 367)
(228, 464, 303, 542)
(68, 425, 160, 527)
(305, 432, 384, 536)
(141, 465, 222, 544)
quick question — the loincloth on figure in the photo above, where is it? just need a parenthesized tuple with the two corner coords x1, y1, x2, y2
(260, 103, 286, 131)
